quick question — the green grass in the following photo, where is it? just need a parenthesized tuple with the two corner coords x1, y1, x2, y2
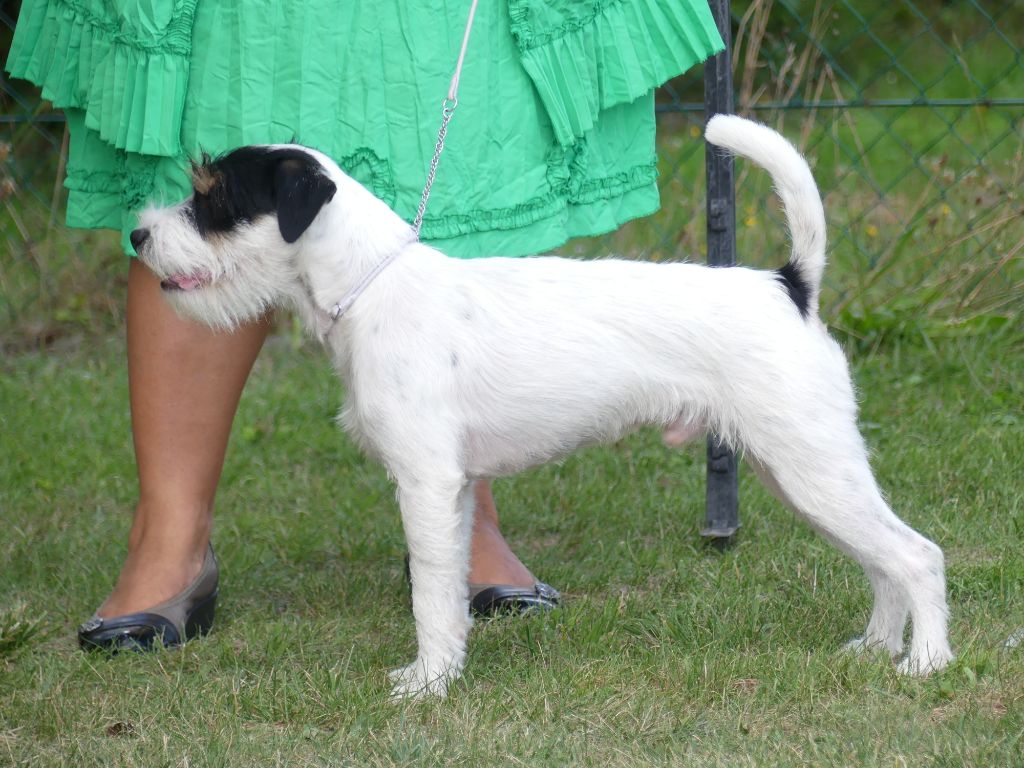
(1, 326, 1021, 766)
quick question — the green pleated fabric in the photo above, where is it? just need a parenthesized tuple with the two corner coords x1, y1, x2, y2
(8, 0, 723, 257)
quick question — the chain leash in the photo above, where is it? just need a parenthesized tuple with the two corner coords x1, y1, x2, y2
(411, 0, 478, 238)
(412, 98, 458, 237)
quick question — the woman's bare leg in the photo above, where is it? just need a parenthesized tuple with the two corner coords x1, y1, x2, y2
(98, 260, 272, 617)
(469, 481, 535, 587)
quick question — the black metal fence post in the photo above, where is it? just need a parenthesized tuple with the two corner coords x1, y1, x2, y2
(701, 0, 740, 544)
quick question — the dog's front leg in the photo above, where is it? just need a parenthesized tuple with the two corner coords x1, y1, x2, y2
(389, 478, 474, 700)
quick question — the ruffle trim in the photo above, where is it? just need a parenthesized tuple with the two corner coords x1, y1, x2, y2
(342, 148, 398, 209)
(418, 160, 657, 242)
(62, 159, 658, 253)
(509, 0, 723, 145)
(7, 0, 197, 157)
(65, 160, 158, 212)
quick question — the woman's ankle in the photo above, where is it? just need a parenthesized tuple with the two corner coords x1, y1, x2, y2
(468, 506, 536, 587)
(97, 502, 214, 617)
(126, 497, 213, 555)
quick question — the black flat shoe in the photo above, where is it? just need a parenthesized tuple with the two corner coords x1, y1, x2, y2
(403, 555, 561, 618)
(78, 545, 219, 653)
(469, 582, 561, 617)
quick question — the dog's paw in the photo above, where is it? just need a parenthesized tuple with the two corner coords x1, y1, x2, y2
(896, 644, 955, 677)
(387, 659, 456, 701)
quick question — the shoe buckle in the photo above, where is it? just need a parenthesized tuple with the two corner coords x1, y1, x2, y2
(535, 583, 559, 600)
(79, 616, 104, 633)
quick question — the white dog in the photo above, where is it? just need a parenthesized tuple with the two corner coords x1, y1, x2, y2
(132, 116, 953, 698)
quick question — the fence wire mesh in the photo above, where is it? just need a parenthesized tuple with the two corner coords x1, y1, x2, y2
(2, 0, 1022, 349)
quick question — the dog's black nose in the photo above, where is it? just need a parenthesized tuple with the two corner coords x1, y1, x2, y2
(130, 228, 150, 252)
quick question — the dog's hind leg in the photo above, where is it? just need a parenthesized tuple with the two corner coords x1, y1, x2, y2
(749, 457, 908, 658)
(389, 476, 475, 699)
(844, 568, 910, 658)
(746, 425, 952, 675)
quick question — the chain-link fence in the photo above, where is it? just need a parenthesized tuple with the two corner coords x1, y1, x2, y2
(3, 0, 1022, 349)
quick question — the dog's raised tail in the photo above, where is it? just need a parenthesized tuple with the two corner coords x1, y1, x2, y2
(704, 115, 826, 318)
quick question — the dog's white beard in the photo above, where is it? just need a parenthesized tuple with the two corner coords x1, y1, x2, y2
(138, 211, 301, 330)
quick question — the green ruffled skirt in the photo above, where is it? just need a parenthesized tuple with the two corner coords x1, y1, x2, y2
(8, 0, 722, 257)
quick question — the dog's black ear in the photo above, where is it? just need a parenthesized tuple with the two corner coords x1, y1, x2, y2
(274, 157, 337, 244)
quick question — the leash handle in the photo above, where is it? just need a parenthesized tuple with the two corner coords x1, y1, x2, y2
(412, 0, 478, 237)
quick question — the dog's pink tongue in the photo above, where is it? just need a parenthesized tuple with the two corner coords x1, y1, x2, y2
(173, 274, 203, 290)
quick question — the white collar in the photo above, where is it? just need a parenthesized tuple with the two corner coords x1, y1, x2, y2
(323, 234, 416, 325)
(327, 249, 402, 322)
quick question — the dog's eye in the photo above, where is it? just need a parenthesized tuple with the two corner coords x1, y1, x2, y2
(187, 153, 281, 237)
(192, 193, 221, 236)
(191, 190, 236, 237)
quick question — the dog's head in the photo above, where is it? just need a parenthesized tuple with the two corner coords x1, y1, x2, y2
(132, 145, 338, 328)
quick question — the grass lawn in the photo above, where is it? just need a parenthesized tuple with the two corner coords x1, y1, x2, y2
(1, 322, 1021, 766)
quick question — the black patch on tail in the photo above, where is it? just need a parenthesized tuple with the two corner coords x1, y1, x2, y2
(776, 262, 811, 317)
